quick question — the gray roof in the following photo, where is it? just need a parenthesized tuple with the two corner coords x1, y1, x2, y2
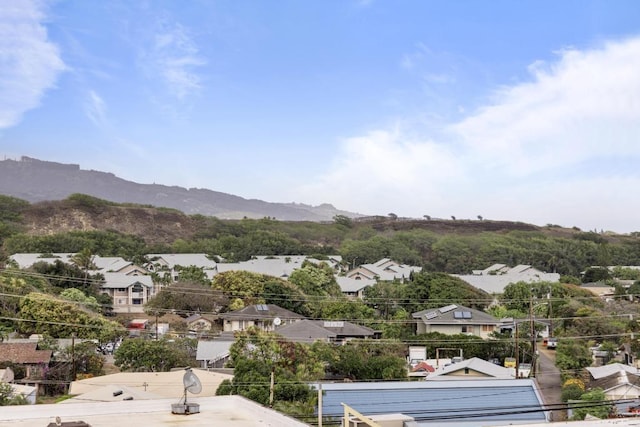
(336, 276, 375, 293)
(347, 259, 422, 281)
(453, 265, 560, 294)
(219, 304, 305, 321)
(587, 363, 640, 379)
(90, 256, 132, 272)
(315, 379, 547, 425)
(216, 255, 342, 278)
(427, 358, 513, 380)
(196, 340, 234, 363)
(9, 252, 74, 268)
(100, 272, 153, 289)
(590, 371, 640, 393)
(146, 253, 218, 270)
(412, 305, 500, 325)
(275, 319, 375, 343)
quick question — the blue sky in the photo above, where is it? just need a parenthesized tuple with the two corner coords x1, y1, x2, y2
(2, 1, 640, 232)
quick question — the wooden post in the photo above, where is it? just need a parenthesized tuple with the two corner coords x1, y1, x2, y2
(71, 333, 76, 381)
(318, 383, 323, 427)
(269, 369, 275, 407)
(515, 322, 519, 379)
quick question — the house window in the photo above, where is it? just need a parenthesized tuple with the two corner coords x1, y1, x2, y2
(464, 368, 470, 374)
(132, 299, 143, 305)
(117, 288, 126, 292)
(461, 326, 469, 333)
(482, 325, 495, 332)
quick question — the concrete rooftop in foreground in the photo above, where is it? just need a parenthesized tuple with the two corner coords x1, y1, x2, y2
(0, 396, 310, 427)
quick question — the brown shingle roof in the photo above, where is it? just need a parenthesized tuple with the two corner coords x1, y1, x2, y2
(0, 342, 52, 364)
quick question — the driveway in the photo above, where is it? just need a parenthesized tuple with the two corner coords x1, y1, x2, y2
(535, 347, 566, 421)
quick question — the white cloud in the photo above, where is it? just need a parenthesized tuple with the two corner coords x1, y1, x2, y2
(0, 0, 66, 128)
(300, 36, 640, 232)
(84, 90, 108, 128)
(147, 21, 205, 100)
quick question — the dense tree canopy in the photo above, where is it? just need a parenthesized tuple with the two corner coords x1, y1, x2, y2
(404, 271, 491, 313)
(114, 338, 195, 372)
(146, 281, 228, 316)
(18, 292, 125, 342)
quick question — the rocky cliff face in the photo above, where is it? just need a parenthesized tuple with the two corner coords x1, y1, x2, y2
(19, 200, 199, 244)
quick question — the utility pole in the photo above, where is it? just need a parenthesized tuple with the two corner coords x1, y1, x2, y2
(530, 291, 537, 378)
(318, 383, 323, 427)
(548, 290, 553, 338)
(71, 333, 76, 382)
(515, 322, 519, 379)
(269, 369, 275, 407)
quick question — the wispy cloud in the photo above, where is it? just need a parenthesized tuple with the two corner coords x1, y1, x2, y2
(300, 36, 640, 232)
(84, 90, 108, 128)
(0, 0, 66, 128)
(147, 21, 206, 101)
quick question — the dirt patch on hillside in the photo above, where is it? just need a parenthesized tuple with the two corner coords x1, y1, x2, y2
(20, 201, 198, 244)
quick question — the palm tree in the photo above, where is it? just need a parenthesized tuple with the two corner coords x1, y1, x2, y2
(70, 248, 97, 288)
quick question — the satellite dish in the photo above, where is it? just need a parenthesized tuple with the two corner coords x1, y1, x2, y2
(273, 317, 282, 326)
(183, 368, 202, 395)
(172, 368, 202, 415)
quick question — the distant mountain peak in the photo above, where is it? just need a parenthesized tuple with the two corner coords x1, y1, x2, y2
(0, 156, 361, 221)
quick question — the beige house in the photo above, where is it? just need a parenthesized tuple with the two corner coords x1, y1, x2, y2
(100, 273, 154, 313)
(412, 304, 501, 338)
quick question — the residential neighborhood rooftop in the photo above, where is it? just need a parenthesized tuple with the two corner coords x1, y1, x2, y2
(0, 396, 309, 427)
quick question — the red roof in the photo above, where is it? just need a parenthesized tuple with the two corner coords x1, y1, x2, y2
(0, 342, 52, 364)
(412, 361, 435, 373)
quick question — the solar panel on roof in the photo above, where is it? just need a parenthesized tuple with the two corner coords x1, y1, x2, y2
(453, 311, 463, 319)
(255, 304, 269, 311)
(424, 311, 438, 320)
(463, 311, 472, 319)
(439, 304, 457, 313)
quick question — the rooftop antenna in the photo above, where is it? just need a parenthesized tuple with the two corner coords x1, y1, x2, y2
(171, 367, 202, 415)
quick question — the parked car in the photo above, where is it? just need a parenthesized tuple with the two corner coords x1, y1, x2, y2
(546, 337, 558, 349)
(504, 357, 516, 368)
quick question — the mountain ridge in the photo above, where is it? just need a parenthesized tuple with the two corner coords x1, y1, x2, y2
(0, 156, 360, 221)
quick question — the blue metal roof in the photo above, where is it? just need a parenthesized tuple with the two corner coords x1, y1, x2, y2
(315, 379, 548, 425)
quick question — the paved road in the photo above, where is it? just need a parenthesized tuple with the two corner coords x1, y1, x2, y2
(535, 347, 566, 421)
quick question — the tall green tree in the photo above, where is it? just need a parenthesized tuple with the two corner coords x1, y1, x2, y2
(555, 339, 592, 380)
(217, 328, 323, 417)
(288, 261, 341, 297)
